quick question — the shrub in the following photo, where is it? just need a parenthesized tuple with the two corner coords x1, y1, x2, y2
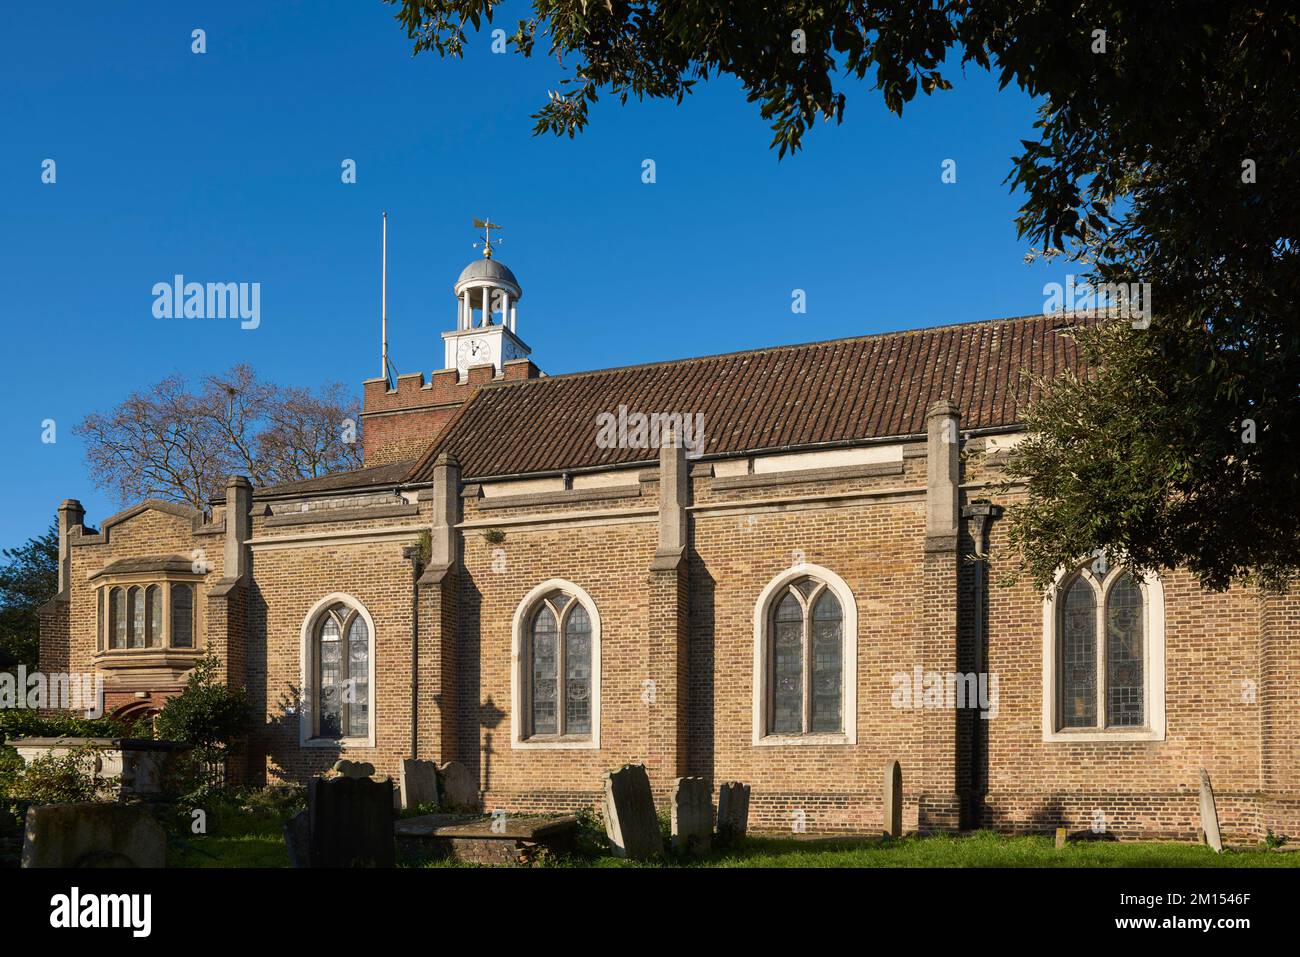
(3, 744, 115, 819)
(154, 653, 253, 798)
(154, 654, 252, 750)
(0, 709, 137, 744)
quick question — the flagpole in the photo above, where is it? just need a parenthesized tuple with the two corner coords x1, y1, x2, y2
(381, 211, 389, 384)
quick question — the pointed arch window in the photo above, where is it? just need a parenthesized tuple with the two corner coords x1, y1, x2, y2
(764, 577, 844, 736)
(511, 581, 602, 749)
(310, 602, 371, 741)
(1044, 564, 1166, 741)
(753, 565, 857, 746)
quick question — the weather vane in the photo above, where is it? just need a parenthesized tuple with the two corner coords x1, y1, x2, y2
(472, 217, 503, 259)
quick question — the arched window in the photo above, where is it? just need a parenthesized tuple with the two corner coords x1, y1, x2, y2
(1043, 564, 1166, 741)
(511, 581, 601, 749)
(299, 595, 376, 747)
(753, 565, 857, 745)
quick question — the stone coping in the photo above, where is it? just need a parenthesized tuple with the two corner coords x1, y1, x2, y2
(395, 813, 578, 841)
(8, 736, 192, 752)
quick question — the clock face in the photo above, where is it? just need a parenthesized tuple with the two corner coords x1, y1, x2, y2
(457, 336, 492, 367)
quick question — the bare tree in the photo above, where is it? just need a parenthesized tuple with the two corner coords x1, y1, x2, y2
(74, 365, 364, 509)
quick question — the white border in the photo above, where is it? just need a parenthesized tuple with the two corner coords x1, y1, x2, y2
(752, 563, 858, 746)
(511, 579, 602, 750)
(1041, 566, 1166, 742)
(299, 592, 378, 749)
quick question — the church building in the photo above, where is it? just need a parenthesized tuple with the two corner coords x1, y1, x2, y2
(39, 235, 1300, 840)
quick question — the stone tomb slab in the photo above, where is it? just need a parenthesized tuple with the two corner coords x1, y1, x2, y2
(22, 803, 166, 868)
(395, 813, 578, 865)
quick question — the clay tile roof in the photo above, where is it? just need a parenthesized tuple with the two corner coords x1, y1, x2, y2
(408, 313, 1094, 482)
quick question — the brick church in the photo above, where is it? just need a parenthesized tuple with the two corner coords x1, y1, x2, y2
(39, 238, 1299, 840)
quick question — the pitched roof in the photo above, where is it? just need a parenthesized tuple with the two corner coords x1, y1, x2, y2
(408, 313, 1093, 482)
(254, 458, 416, 499)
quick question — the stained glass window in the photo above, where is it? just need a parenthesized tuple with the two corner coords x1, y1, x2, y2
(145, 585, 162, 648)
(317, 613, 342, 739)
(565, 605, 592, 735)
(1106, 573, 1144, 727)
(111, 588, 126, 649)
(810, 591, 843, 733)
(524, 591, 596, 740)
(771, 591, 804, 734)
(1055, 568, 1151, 733)
(530, 606, 558, 736)
(311, 602, 371, 740)
(347, 615, 370, 738)
(128, 586, 145, 649)
(170, 584, 193, 648)
(1060, 576, 1097, 728)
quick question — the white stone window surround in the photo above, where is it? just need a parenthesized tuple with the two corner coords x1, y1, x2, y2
(511, 579, 603, 750)
(752, 563, 858, 747)
(299, 592, 378, 750)
(1041, 564, 1166, 743)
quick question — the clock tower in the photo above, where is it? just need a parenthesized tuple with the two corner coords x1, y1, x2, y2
(443, 218, 531, 382)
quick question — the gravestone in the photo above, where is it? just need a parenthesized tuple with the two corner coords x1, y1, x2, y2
(400, 758, 440, 810)
(303, 774, 395, 867)
(283, 810, 310, 868)
(1198, 769, 1223, 853)
(716, 781, 750, 844)
(1054, 827, 1067, 851)
(670, 776, 712, 854)
(437, 761, 479, 811)
(882, 760, 903, 838)
(602, 764, 663, 859)
(22, 803, 166, 868)
(333, 759, 375, 779)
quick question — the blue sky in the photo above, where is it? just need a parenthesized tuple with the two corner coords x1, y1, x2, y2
(0, 1, 1065, 546)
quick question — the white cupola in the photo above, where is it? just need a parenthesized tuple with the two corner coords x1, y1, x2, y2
(442, 218, 531, 381)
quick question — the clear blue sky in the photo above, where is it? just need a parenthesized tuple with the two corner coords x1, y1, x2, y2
(0, 0, 1067, 546)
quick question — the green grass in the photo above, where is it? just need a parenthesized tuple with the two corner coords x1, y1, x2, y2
(406, 830, 1299, 869)
(169, 799, 294, 868)
(170, 817, 290, 868)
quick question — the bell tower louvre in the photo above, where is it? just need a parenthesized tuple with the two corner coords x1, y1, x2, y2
(360, 216, 541, 466)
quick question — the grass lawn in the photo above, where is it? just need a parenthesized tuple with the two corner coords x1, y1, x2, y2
(570, 832, 1300, 868)
(170, 808, 1299, 868)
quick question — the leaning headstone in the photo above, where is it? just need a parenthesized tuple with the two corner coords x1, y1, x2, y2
(400, 758, 440, 810)
(305, 774, 395, 867)
(603, 764, 663, 859)
(716, 781, 750, 844)
(437, 761, 479, 811)
(22, 803, 166, 868)
(882, 760, 903, 838)
(670, 776, 712, 854)
(1198, 769, 1223, 853)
